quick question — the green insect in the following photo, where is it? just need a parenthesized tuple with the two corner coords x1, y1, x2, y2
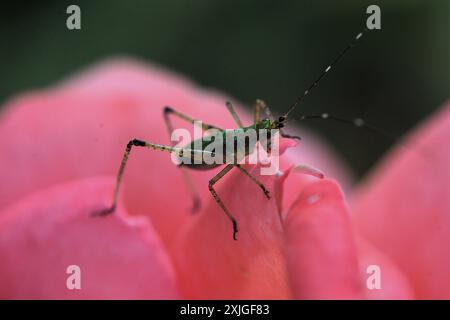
(94, 29, 368, 240)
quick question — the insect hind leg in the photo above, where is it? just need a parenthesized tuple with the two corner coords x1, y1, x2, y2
(92, 139, 142, 217)
(92, 139, 201, 217)
(163, 106, 223, 213)
(225, 101, 244, 128)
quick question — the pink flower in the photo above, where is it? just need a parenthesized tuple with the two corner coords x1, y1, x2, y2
(0, 59, 448, 299)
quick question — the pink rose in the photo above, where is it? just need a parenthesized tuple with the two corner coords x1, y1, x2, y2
(0, 59, 448, 299)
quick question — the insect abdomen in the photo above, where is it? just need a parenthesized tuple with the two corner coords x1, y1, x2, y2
(177, 130, 256, 170)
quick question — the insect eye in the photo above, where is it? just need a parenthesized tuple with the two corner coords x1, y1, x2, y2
(278, 116, 285, 122)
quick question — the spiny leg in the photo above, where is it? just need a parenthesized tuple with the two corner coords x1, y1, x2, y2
(225, 101, 244, 128)
(163, 106, 223, 131)
(258, 99, 274, 120)
(93, 139, 209, 217)
(208, 164, 239, 240)
(253, 99, 267, 124)
(235, 164, 270, 199)
(254, 99, 275, 124)
(254, 100, 262, 124)
(163, 106, 223, 212)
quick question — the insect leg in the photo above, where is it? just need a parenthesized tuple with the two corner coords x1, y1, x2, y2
(254, 100, 262, 124)
(235, 164, 270, 199)
(254, 98, 273, 123)
(93, 139, 208, 217)
(256, 99, 274, 121)
(163, 106, 219, 212)
(225, 101, 244, 128)
(163, 106, 223, 131)
(208, 164, 239, 240)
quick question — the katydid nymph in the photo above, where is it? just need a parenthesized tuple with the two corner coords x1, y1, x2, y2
(94, 29, 369, 240)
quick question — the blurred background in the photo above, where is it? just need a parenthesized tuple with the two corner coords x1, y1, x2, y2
(1, 0, 449, 178)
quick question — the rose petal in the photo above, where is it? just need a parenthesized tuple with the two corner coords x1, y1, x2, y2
(284, 179, 361, 299)
(0, 178, 179, 299)
(351, 102, 450, 299)
(355, 236, 414, 299)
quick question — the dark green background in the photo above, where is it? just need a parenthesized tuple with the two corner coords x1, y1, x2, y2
(1, 1, 449, 178)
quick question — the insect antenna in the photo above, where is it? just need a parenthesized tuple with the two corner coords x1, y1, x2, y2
(298, 113, 401, 144)
(283, 28, 368, 120)
(296, 112, 435, 173)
